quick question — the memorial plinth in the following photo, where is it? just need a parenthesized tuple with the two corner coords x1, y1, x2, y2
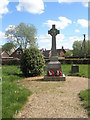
(44, 25, 66, 81)
(44, 76, 65, 81)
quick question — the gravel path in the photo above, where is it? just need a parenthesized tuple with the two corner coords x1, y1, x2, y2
(16, 76, 88, 118)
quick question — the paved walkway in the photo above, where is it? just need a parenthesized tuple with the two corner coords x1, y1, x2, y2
(16, 76, 88, 118)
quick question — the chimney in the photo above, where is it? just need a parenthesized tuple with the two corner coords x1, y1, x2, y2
(83, 34, 86, 41)
(83, 34, 86, 49)
(62, 46, 64, 49)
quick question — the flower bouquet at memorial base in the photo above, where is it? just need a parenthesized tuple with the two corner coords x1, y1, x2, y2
(47, 69, 65, 77)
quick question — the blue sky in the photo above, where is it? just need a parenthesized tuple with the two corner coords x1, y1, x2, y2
(0, 0, 89, 49)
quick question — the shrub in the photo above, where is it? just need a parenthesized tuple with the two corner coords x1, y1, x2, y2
(20, 46, 45, 77)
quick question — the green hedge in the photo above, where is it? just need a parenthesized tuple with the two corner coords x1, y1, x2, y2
(45, 59, 90, 64)
(2, 58, 90, 65)
(2, 59, 20, 65)
(61, 59, 90, 64)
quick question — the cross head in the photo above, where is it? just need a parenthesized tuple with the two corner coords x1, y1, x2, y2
(48, 25, 60, 56)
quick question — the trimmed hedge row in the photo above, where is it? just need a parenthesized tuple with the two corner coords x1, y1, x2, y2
(60, 59, 90, 64)
(2, 59, 20, 65)
(45, 59, 90, 64)
(2, 58, 90, 65)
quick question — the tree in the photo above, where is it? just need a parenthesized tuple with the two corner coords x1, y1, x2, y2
(2, 42, 15, 53)
(20, 46, 45, 77)
(73, 40, 82, 57)
(65, 50, 73, 57)
(5, 23, 37, 49)
(73, 40, 89, 57)
(88, 40, 90, 57)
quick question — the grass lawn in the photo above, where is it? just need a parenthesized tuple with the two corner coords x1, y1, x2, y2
(2, 64, 89, 118)
(61, 64, 88, 78)
(79, 89, 90, 116)
(2, 65, 32, 118)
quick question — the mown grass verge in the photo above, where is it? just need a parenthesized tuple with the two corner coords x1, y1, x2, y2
(2, 65, 32, 118)
(79, 89, 90, 117)
(61, 64, 88, 78)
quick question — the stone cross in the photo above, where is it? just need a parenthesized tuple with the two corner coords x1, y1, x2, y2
(48, 25, 59, 56)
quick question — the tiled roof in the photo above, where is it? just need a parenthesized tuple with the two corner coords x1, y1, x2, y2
(41, 48, 66, 57)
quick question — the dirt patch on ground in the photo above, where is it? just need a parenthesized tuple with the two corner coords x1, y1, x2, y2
(16, 76, 88, 118)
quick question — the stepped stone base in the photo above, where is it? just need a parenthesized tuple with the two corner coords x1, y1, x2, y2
(44, 75, 66, 81)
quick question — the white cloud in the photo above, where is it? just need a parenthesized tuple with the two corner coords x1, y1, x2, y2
(83, 2, 88, 7)
(69, 36, 83, 42)
(38, 33, 65, 49)
(0, 31, 5, 45)
(5, 25, 16, 32)
(75, 29, 80, 33)
(0, 0, 9, 16)
(77, 19, 88, 28)
(16, 0, 44, 14)
(68, 35, 88, 49)
(58, 0, 89, 7)
(38, 34, 87, 49)
(38, 34, 51, 49)
(58, 0, 73, 3)
(0, 31, 5, 39)
(58, 0, 89, 2)
(56, 34, 64, 43)
(63, 35, 83, 49)
(56, 34, 65, 48)
(44, 17, 72, 29)
(38, 33, 88, 49)
(39, 34, 51, 43)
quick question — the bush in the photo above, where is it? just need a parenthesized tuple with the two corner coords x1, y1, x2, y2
(20, 46, 45, 77)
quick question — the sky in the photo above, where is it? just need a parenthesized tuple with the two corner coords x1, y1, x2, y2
(0, 0, 89, 50)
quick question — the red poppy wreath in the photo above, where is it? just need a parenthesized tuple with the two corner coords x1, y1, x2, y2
(55, 70, 62, 76)
(48, 70, 54, 76)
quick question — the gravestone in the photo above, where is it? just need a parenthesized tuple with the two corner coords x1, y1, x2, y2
(71, 65, 79, 73)
(44, 25, 65, 81)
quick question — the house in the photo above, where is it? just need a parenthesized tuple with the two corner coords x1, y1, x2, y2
(1, 47, 23, 60)
(1, 51, 10, 58)
(10, 48, 23, 59)
(57, 46, 66, 57)
(40, 46, 66, 58)
(1, 46, 66, 60)
(1, 48, 23, 65)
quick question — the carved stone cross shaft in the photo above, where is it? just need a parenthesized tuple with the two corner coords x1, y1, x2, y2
(48, 25, 60, 56)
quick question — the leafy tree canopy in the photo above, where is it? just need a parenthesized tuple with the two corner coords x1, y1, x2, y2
(2, 42, 15, 53)
(73, 40, 90, 57)
(5, 23, 37, 49)
(65, 50, 73, 57)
